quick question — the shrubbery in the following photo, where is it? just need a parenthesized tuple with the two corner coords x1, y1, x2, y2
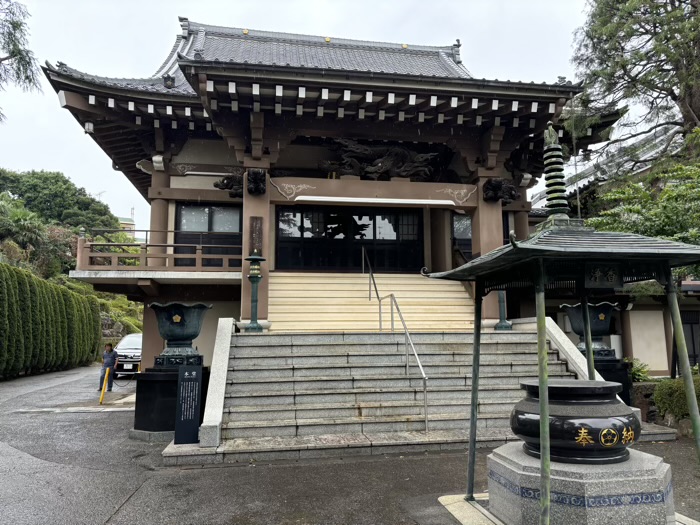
(654, 375, 700, 420)
(0, 262, 100, 379)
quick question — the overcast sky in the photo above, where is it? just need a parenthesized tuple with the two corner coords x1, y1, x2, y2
(0, 0, 587, 230)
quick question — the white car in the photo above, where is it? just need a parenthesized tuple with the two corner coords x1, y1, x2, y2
(113, 333, 142, 376)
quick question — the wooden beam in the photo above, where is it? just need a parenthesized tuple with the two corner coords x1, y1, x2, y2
(228, 82, 239, 112)
(137, 279, 160, 297)
(250, 112, 264, 159)
(58, 90, 110, 118)
(480, 126, 505, 169)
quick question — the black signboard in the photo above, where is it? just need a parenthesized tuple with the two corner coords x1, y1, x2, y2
(174, 365, 203, 444)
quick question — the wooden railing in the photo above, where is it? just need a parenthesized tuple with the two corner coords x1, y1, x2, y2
(76, 230, 243, 272)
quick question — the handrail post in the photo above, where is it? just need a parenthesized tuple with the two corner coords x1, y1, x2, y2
(391, 299, 395, 332)
(379, 300, 383, 332)
(423, 377, 429, 432)
(405, 333, 409, 375)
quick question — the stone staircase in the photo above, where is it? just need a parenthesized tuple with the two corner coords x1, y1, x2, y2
(267, 272, 474, 332)
(214, 330, 575, 462)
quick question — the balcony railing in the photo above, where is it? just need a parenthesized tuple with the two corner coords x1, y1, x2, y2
(76, 230, 243, 272)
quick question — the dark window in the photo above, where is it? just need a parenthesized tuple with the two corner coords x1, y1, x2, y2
(453, 213, 472, 260)
(276, 205, 423, 272)
(175, 204, 242, 268)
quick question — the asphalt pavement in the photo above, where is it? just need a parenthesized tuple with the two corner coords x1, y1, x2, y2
(0, 365, 698, 525)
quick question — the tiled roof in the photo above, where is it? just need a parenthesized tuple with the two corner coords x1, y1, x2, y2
(180, 19, 471, 79)
(45, 18, 471, 96)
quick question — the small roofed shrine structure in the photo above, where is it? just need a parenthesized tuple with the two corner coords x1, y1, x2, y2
(425, 123, 700, 524)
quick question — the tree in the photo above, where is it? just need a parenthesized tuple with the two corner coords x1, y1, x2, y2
(0, 0, 40, 121)
(588, 163, 700, 243)
(0, 169, 119, 230)
(573, 0, 700, 163)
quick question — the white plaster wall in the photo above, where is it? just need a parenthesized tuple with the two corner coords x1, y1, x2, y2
(627, 310, 669, 373)
(193, 301, 241, 367)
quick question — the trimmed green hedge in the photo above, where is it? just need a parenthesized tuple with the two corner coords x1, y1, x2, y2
(0, 263, 101, 379)
(654, 375, 700, 420)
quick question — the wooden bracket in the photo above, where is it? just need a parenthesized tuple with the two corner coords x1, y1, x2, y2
(481, 126, 505, 169)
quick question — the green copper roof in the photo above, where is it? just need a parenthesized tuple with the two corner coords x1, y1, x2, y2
(425, 222, 700, 292)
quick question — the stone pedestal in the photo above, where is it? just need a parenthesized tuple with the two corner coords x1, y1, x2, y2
(134, 367, 209, 432)
(488, 442, 674, 525)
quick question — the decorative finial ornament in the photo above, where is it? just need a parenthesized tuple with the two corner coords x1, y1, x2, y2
(544, 121, 559, 146)
(543, 121, 570, 218)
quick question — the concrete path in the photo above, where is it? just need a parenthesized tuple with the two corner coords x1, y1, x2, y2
(0, 365, 698, 525)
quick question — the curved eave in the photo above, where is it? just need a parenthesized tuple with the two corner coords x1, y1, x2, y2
(176, 57, 583, 98)
(43, 64, 198, 103)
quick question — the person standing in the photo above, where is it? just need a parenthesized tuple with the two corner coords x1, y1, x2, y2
(98, 343, 119, 392)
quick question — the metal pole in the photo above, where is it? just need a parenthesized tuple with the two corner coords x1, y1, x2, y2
(581, 295, 596, 380)
(423, 377, 429, 432)
(465, 286, 483, 501)
(664, 267, 700, 465)
(536, 265, 551, 525)
(405, 333, 410, 376)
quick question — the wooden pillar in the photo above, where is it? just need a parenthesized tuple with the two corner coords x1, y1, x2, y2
(514, 210, 529, 240)
(149, 171, 170, 267)
(472, 169, 504, 319)
(241, 166, 271, 323)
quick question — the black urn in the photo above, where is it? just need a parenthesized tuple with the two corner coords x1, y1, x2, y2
(510, 379, 640, 464)
(560, 302, 617, 358)
(149, 302, 211, 367)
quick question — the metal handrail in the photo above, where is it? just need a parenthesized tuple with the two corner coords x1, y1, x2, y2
(361, 247, 429, 432)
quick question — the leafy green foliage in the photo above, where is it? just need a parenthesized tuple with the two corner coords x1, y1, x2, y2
(624, 357, 651, 382)
(587, 161, 700, 267)
(0, 262, 101, 379)
(0, 265, 8, 375)
(0, 169, 119, 230)
(5, 261, 21, 375)
(574, 0, 700, 140)
(0, 1, 40, 121)
(654, 375, 700, 419)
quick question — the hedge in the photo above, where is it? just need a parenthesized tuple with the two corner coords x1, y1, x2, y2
(0, 263, 101, 379)
(654, 374, 700, 420)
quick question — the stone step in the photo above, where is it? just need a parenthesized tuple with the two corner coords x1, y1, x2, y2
(224, 384, 527, 407)
(226, 360, 568, 380)
(226, 371, 575, 393)
(229, 349, 556, 367)
(163, 429, 518, 466)
(222, 411, 512, 438)
(223, 398, 520, 423)
(266, 322, 476, 333)
(231, 331, 538, 347)
(230, 340, 543, 356)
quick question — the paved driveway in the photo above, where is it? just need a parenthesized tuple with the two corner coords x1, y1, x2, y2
(0, 366, 697, 524)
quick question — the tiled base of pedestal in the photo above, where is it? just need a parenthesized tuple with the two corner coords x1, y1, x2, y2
(488, 442, 674, 525)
